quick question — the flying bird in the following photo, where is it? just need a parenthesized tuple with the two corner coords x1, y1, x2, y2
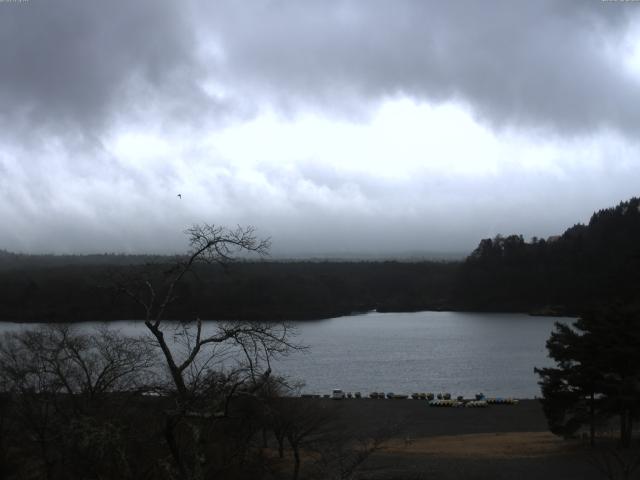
(177, 194, 182, 199)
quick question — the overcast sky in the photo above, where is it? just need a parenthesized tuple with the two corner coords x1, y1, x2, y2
(1, 0, 640, 257)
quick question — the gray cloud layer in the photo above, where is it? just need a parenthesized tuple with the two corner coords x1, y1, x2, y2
(1, 0, 640, 255)
(2, 0, 639, 139)
(205, 0, 640, 136)
(0, 0, 207, 142)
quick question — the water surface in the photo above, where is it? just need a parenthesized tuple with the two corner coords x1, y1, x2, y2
(0, 311, 571, 398)
(274, 311, 571, 398)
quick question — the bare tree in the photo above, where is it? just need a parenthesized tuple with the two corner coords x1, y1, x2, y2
(279, 399, 332, 480)
(315, 425, 396, 480)
(116, 224, 301, 480)
(0, 332, 61, 480)
(117, 225, 277, 395)
(0, 325, 155, 480)
(0, 325, 155, 402)
(261, 393, 393, 480)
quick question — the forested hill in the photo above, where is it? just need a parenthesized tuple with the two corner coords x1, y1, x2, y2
(0, 251, 169, 270)
(453, 197, 640, 314)
(0, 260, 458, 322)
(1, 197, 640, 322)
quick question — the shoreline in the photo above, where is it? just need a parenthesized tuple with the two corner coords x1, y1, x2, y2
(0, 307, 578, 324)
(301, 395, 539, 401)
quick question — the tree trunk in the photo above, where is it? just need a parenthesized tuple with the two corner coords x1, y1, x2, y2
(620, 409, 632, 448)
(589, 391, 595, 447)
(189, 422, 204, 480)
(40, 444, 54, 480)
(278, 437, 284, 459)
(146, 324, 188, 397)
(292, 443, 300, 480)
(625, 413, 633, 448)
(36, 430, 54, 480)
(164, 414, 188, 480)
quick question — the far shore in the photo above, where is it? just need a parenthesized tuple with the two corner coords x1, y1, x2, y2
(0, 306, 579, 324)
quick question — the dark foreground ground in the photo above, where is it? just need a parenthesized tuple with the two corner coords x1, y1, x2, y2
(304, 399, 622, 480)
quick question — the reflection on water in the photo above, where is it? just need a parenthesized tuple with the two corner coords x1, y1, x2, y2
(0, 311, 572, 399)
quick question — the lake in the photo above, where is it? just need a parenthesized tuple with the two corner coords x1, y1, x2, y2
(0, 311, 572, 399)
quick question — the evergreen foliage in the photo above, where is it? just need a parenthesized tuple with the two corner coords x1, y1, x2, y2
(456, 197, 640, 314)
(536, 305, 640, 447)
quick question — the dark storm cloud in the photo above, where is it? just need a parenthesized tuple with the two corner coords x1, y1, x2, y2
(204, 0, 640, 137)
(0, 0, 206, 141)
(2, 0, 639, 139)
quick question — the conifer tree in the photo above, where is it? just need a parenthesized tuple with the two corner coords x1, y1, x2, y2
(536, 306, 640, 447)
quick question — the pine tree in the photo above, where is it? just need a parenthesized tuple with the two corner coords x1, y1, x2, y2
(535, 305, 640, 447)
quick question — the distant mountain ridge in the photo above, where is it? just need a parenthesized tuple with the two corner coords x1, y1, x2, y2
(0, 249, 466, 270)
(0, 251, 173, 270)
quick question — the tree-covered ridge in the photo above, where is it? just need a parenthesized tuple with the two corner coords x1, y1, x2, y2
(455, 197, 640, 314)
(0, 261, 458, 323)
(2, 196, 640, 321)
(0, 250, 171, 270)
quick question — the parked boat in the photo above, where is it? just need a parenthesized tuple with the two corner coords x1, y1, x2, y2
(465, 400, 488, 408)
(331, 389, 345, 400)
(392, 394, 409, 400)
(429, 399, 461, 407)
(486, 397, 519, 405)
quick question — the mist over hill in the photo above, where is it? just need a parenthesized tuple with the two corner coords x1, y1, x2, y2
(0, 197, 638, 322)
